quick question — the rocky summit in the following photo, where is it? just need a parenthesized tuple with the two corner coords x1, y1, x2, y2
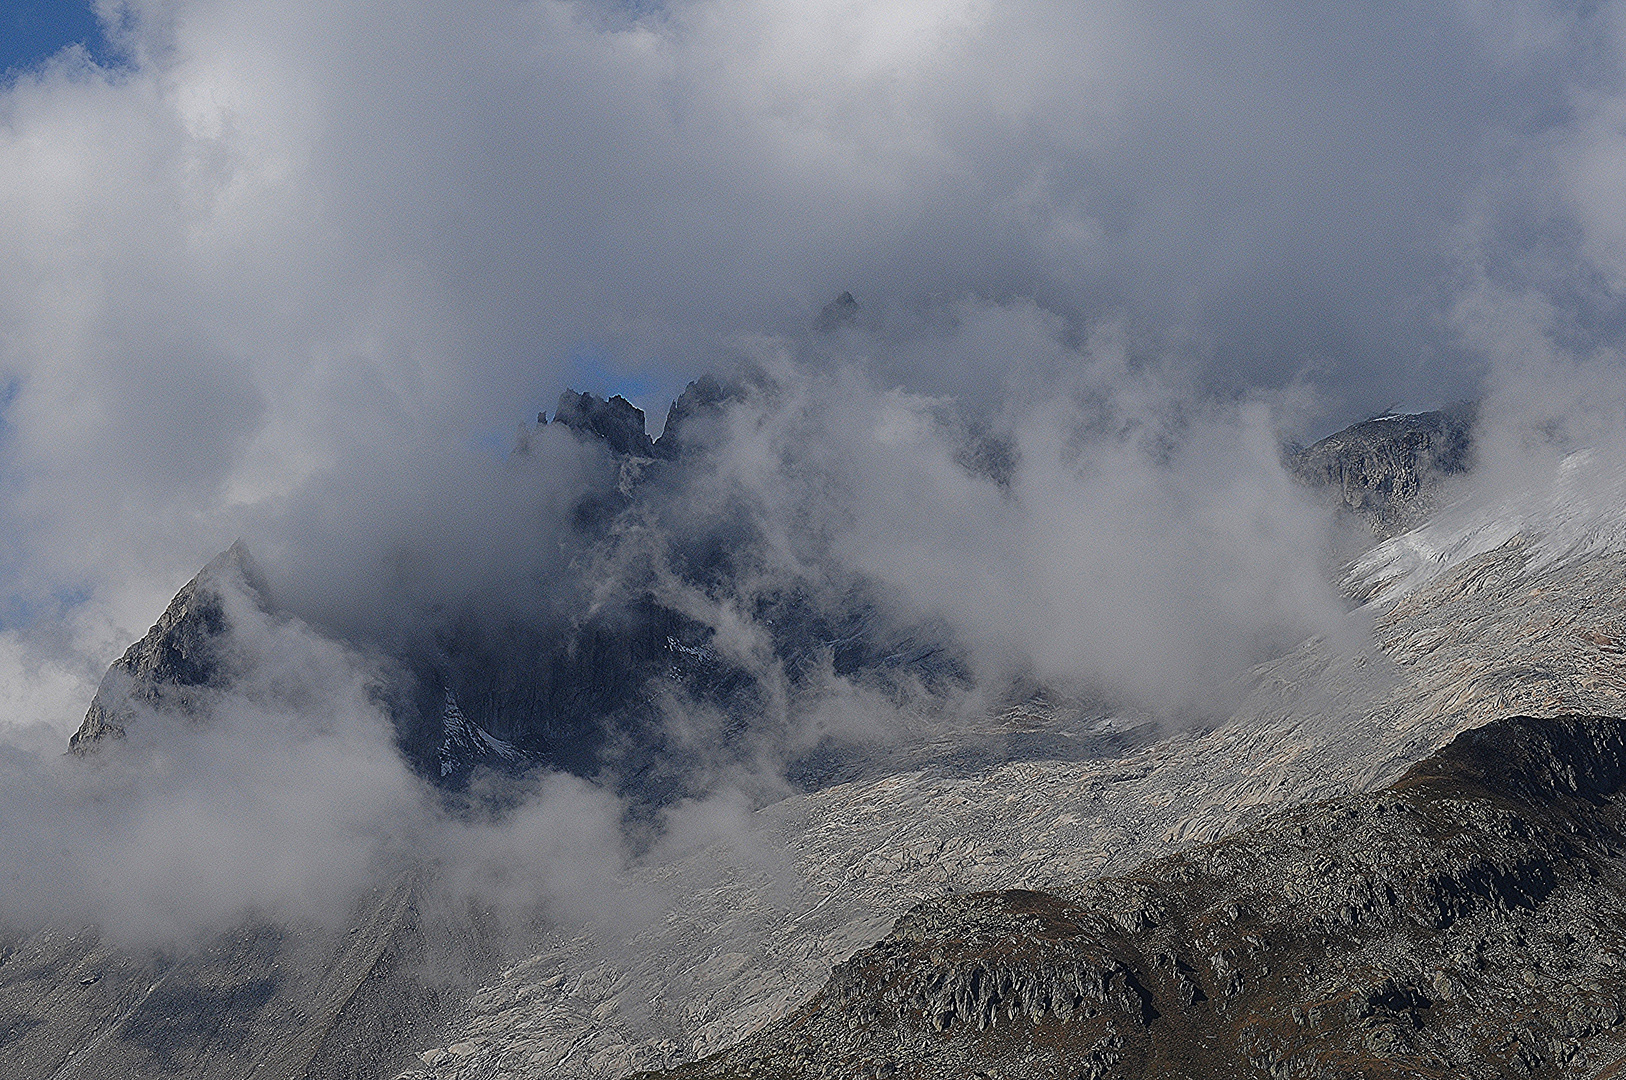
(15, 396, 1626, 1080)
(1288, 404, 1475, 540)
(69, 541, 266, 752)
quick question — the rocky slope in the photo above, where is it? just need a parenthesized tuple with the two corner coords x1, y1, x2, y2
(22, 398, 1601, 1080)
(1289, 405, 1474, 540)
(0, 872, 485, 1080)
(395, 508, 1626, 1079)
(652, 713, 1626, 1080)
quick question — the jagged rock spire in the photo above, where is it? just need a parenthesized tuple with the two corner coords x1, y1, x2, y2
(69, 541, 267, 753)
(549, 390, 655, 457)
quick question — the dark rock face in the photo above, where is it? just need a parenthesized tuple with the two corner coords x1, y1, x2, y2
(954, 429, 1018, 488)
(436, 690, 527, 781)
(651, 714, 1626, 1079)
(551, 390, 656, 458)
(408, 382, 974, 798)
(1291, 405, 1475, 539)
(70, 541, 266, 753)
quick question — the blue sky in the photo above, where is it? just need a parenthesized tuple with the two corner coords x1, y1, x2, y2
(1, 1, 111, 76)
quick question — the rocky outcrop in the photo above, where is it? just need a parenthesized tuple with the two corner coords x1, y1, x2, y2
(399, 380, 976, 799)
(64, 540, 553, 788)
(1290, 405, 1475, 539)
(652, 376, 739, 461)
(653, 714, 1626, 1079)
(69, 541, 266, 752)
(551, 391, 657, 458)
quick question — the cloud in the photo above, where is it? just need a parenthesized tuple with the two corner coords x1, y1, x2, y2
(1, 0, 1626, 938)
(0, 567, 643, 944)
(630, 321, 1351, 715)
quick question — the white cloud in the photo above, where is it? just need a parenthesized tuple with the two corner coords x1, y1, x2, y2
(3, 0, 1626, 937)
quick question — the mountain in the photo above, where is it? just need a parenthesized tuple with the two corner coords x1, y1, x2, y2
(22, 397, 1623, 1080)
(1288, 404, 1475, 540)
(65, 381, 977, 802)
(427, 380, 974, 798)
(651, 713, 1626, 1079)
(374, 408, 1626, 1080)
(551, 390, 657, 458)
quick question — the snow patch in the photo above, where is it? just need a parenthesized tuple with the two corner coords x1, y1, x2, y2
(439, 690, 524, 778)
(1346, 449, 1626, 606)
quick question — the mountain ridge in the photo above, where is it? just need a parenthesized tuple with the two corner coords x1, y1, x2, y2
(26, 396, 1604, 1080)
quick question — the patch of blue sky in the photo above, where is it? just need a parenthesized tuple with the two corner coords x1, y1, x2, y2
(1, 1, 121, 80)
(565, 346, 690, 438)
(0, 569, 91, 633)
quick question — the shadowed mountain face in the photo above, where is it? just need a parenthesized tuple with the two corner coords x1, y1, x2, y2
(420, 380, 998, 797)
(651, 714, 1626, 1080)
(65, 380, 1005, 804)
(551, 391, 657, 459)
(1289, 405, 1475, 540)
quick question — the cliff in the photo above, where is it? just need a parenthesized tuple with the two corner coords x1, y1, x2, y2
(1290, 405, 1475, 539)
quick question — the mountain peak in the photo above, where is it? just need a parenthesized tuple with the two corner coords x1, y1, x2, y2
(549, 390, 655, 457)
(1290, 404, 1475, 539)
(68, 541, 267, 753)
(814, 290, 860, 332)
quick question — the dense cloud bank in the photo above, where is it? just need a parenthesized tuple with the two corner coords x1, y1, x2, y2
(0, 570, 640, 943)
(3, 0, 1626, 939)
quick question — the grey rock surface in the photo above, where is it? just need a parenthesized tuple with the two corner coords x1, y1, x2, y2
(650, 375, 738, 462)
(438, 690, 528, 780)
(1290, 406, 1474, 540)
(659, 713, 1626, 1079)
(408, 522, 1626, 1080)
